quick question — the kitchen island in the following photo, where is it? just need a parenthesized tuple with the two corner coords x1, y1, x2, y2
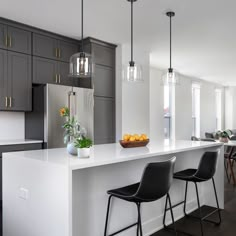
(3, 140, 223, 236)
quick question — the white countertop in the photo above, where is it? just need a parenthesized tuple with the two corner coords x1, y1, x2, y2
(3, 140, 222, 170)
(0, 139, 43, 146)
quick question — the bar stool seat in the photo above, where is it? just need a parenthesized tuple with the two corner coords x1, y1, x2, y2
(104, 157, 177, 236)
(174, 169, 206, 182)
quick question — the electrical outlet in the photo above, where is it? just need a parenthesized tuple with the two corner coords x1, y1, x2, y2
(19, 188, 29, 200)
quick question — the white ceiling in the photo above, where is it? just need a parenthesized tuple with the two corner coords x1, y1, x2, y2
(0, 0, 236, 85)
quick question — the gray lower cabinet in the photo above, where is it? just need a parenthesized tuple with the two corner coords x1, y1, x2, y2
(94, 96, 115, 144)
(8, 51, 32, 111)
(0, 49, 31, 111)
(33, 33, 78, 62)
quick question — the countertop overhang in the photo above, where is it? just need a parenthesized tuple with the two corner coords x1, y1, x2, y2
(3, 140, 223, 171)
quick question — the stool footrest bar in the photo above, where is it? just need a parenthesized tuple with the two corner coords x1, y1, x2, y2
(108, 222, 138, 236)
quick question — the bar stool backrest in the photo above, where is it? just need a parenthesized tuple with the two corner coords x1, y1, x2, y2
(195, 151, 218, 181)
(134, 156, 176, 201)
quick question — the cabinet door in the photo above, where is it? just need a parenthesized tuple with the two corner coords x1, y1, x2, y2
(58, 40, 78, 62)
(7, 26, 31, 54)
(33, 57, 57, 84)
(94, 96, 115, 144)
(57, 62, 77, 86)
(92, 44, 115, 67)
(0, 49, 7, 110)
(33, 33, 58, 60)
(0, 24, 7, 50)
(8, 51, 32, 111)
(93, 65, 114, 97)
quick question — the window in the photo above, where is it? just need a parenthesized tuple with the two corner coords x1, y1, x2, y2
(215, 89, 222, 131)
(192, 83, 200, 137)
(164, 84, 175, 139)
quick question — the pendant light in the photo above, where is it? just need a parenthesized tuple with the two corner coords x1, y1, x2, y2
(123, 0, 142, 82)
(69, 0, 92, 78)
(162, 11, 179, 85)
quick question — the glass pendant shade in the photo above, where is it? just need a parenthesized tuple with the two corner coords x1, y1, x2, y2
(162, 69, 180, 85)
(123, 62, 142, 82)
(69, 52, 92, 78)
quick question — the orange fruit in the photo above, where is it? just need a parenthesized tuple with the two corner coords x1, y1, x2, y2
(129, 136, 135, 142)
(134, 134, 140, 141)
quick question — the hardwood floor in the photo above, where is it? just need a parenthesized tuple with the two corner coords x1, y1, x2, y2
(152, 177, 236, 236)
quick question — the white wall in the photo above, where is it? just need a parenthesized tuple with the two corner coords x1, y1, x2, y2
(225, 87, 236, 129)
(0, 112, 25, 139)
(150, 67, 164, 140)
(121, 44, 150, 135)
(175, 75, 192, 140)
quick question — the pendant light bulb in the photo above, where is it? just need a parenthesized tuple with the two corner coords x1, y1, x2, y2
(162, 11, 180, 85)
(69, 0, 92, 78)
(123, 0, 143, 82)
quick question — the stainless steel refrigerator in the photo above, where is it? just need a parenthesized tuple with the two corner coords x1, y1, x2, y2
(25, 84, 94, 149)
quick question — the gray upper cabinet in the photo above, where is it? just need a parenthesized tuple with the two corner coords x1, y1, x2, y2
(57, 62, 77, 86)
(33, 34, 58, 60)
(8, 51, 32, 111)
(33, 33, 78, 62)
(0, 24, 31, 54)
(58, 40, 78, 62)
(7, 26, 31, 54)
(93, 65, 114, 97)
(0, 24, 7, 50)
(92, 44, 115, 67)
(0, 49, 7, 109)
(33, 57, 57, 84)
(94, 96, 115, 144)
(0, 49, 31, 111)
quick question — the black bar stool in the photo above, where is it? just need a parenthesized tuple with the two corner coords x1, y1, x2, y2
(164, 151, 221, 236)
(104, 156, 177, 236)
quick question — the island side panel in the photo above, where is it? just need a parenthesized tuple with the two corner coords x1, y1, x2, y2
(3, 153, 70, 236)
(72, 146, 223, 236)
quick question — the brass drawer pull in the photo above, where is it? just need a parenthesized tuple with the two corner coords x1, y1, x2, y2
(8, 36, 12, 48)
(58, 74, 61, 83)
(55, 48, 58, 58)
(9, 97, 12, 108)
(4, 35, 8, 47)
(58, 48, 61, 58)
(5, 97, 8, 107)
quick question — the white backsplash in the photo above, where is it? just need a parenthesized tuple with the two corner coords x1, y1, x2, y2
(0, 112, 25, 139)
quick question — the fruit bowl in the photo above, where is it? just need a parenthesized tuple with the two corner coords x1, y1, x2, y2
(119, 139, 149, 148)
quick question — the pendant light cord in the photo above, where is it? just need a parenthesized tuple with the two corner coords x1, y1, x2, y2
(169, 14, 172, 70)
(81, 0, 84, 52)
(131, 0, 134, 64)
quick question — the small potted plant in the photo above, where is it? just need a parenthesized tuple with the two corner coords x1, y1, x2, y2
(74, 137, 93, 158)
(59, 107, 86, 155)
(218, 130, 230, 143)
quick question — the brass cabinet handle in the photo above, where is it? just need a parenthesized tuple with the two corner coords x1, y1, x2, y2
(55, 74, 58, 83)
(9, 97, 12, 108)
(4, 35, 8, 47)
(5, 97, 8, 108)
(8, 36, 12, 48)
(55, 48, 58, 58)
(58, 74, 61, 83)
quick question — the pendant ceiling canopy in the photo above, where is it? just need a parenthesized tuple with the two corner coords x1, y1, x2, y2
(162, 11, 180, 85)
(69, 0, 92, 78)
(123, 0, 143, 83)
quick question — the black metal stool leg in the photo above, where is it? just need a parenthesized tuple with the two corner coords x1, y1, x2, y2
(212, 178, 222, 225)
(183, 181, 188, 216)
(167, 193, 177, 236)
(137, 203, 143, 236)
(136, 203, 140, 236)
(194, 182, 204, 236)
(224, 159, 230, 182)
(163, 194, 169, 228)
(104, 195, 112, 236)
